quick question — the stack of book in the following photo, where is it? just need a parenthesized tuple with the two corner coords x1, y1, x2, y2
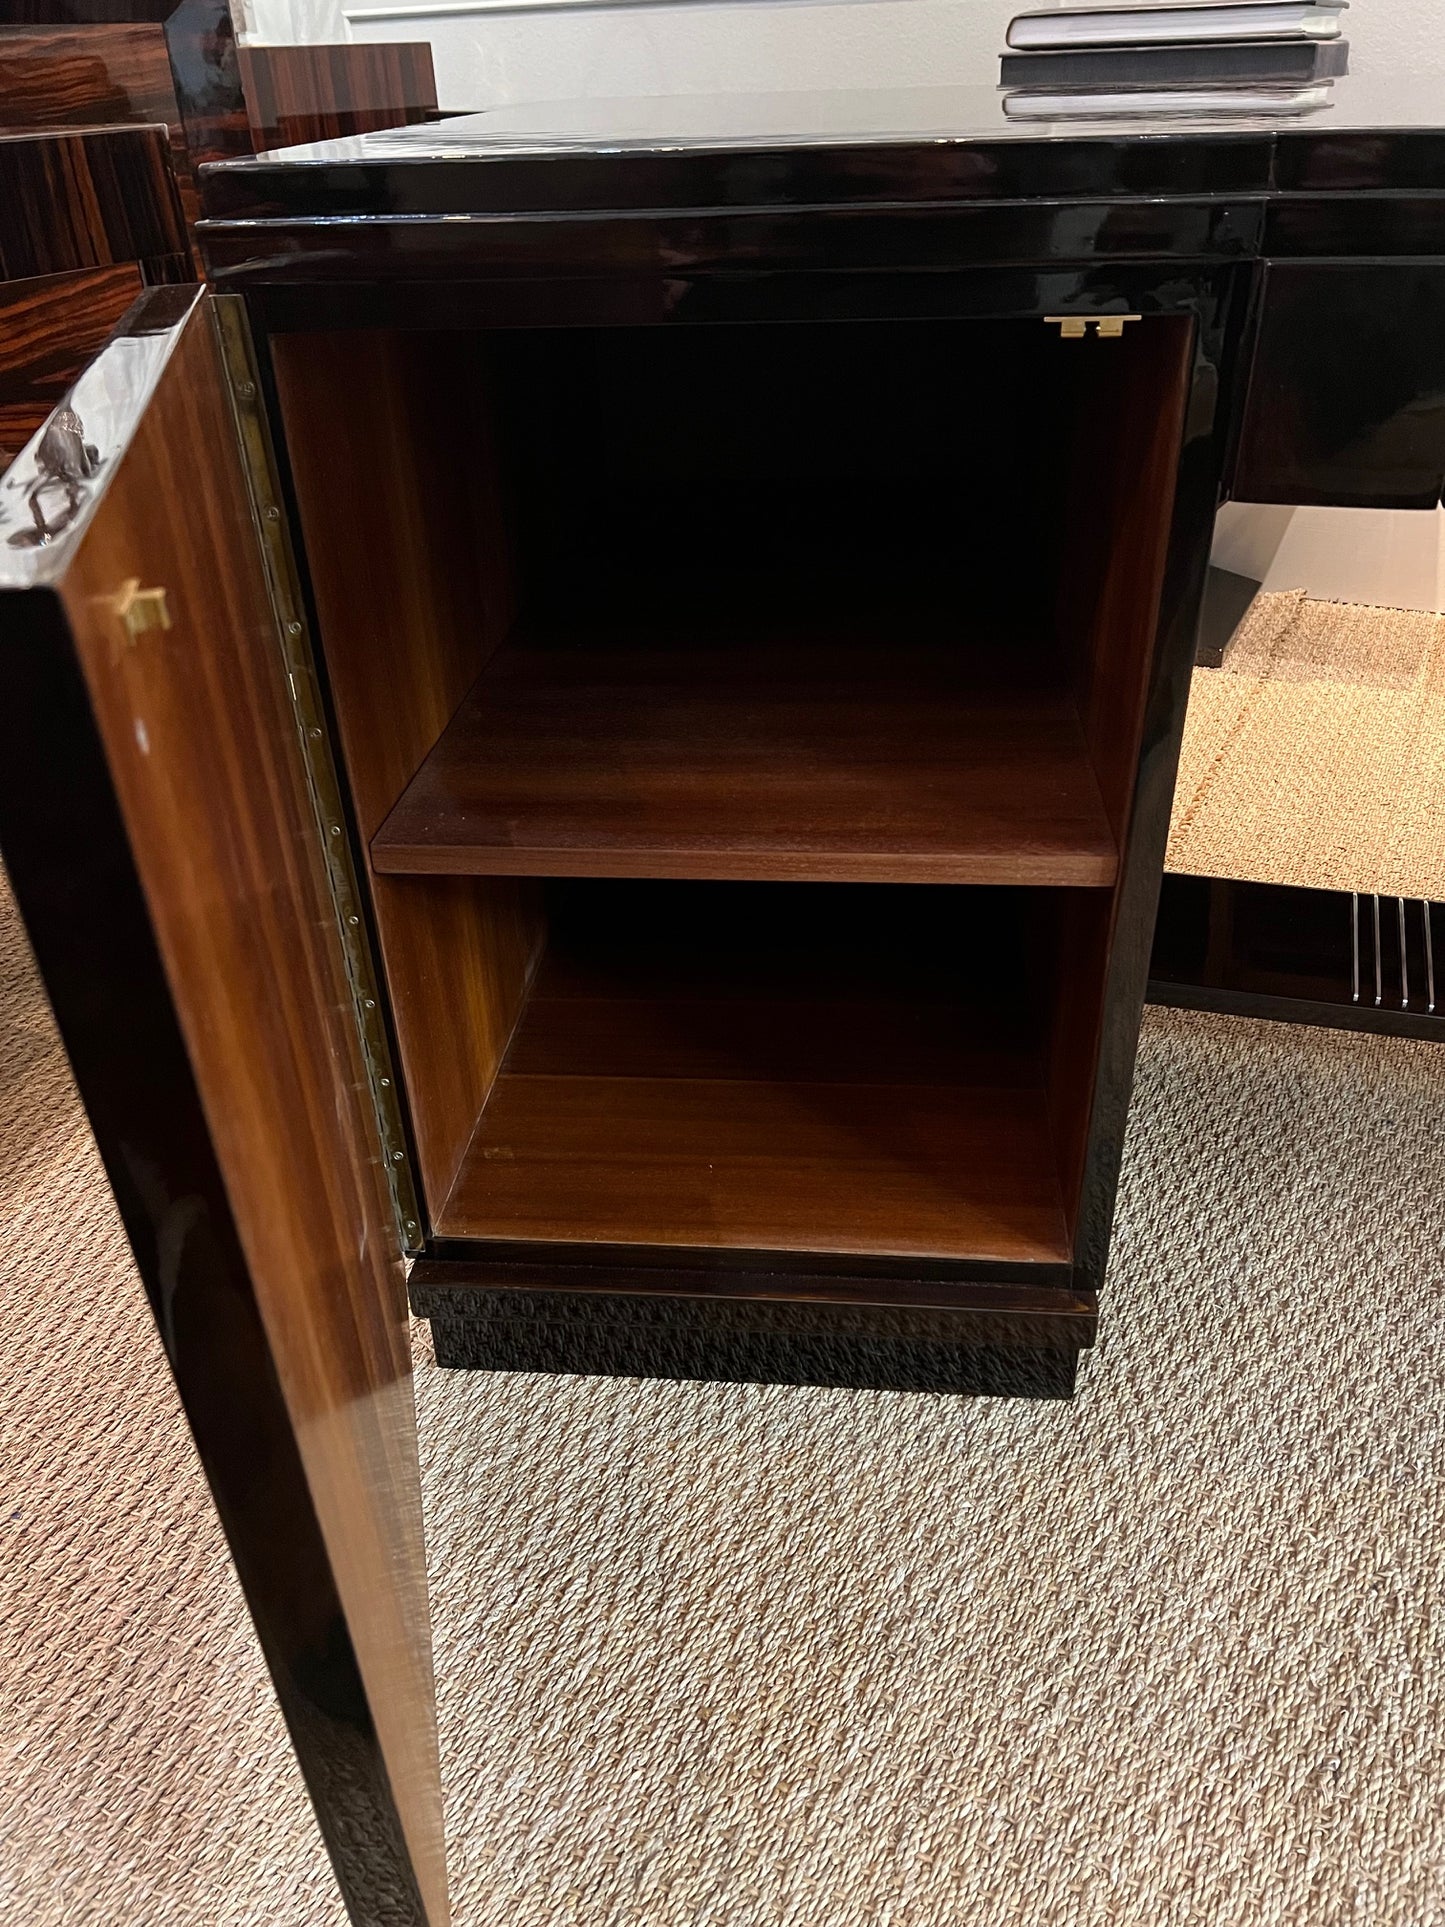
(999, 0, 1348, 120)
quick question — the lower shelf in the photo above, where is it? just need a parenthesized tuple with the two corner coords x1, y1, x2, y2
(443, 1070, 1068, 1261)
(434, 882, 1077, 1264)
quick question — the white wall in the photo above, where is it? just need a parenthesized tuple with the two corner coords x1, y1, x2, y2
(240, 0, 352, 39)
(257, 0, 1445, 116)
(1213, 504, 1445, 615)
(336, 0, 1018, 114)
(240, 0, 1445, 113)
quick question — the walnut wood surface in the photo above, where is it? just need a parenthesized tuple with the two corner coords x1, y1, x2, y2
(0, 24, 198, 232)
(439, 888, 1068, 1261)
(0, 265, 141, 469)
(1060, 317, 1194, 840)
(0, 124, 189, 282)
(1045, 318, 1195, 1222)
(270, 329, 539, 1215)
(372, 871, 543, 1213)
(238, 41, 437, 152)
(42, 299, 445, 1923)
(444, 1074, 1067, 1261)
(372, 636, 1119, 887)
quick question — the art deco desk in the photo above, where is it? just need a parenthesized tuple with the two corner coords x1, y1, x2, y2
(3, 63, 1444, 1925)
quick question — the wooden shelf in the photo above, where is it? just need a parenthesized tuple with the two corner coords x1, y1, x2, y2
(437, 904, 1071, 1263)
(372, 631, 1118, 888)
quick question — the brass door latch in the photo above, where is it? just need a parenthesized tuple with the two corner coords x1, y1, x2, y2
(105, 578, 172, 640)
(1044, 315, 1142, 339)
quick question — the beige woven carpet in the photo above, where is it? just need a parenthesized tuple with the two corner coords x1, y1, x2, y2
(420, 1011, 1445, 1925)
(0, 869, 345, 1927)
(6, 869, 1445, 1922)
(1169, 591, 1445, 899)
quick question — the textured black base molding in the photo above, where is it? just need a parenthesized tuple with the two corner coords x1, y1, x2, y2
(411, 1270, 1088, 1399)
(425, 1308, 1079, 1397)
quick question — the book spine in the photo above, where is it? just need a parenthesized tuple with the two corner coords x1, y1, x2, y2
(1000, 38, 1347, 86)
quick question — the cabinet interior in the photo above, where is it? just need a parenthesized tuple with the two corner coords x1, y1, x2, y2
(271, 313, 1192, 1270)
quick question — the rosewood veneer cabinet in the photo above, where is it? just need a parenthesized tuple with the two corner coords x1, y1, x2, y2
(5, 66, 1445, 1926)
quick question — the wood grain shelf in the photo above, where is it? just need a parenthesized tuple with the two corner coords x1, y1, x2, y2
(371, 633, 1118, 888)
(436, 891, 1072, 1263)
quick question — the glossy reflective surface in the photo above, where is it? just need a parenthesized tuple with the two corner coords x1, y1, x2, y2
(0, 288, 445, 1927)
(0, 125, 189, 283)
(239, 43, 1445, 162)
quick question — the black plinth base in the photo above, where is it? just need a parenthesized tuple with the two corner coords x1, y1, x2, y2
(411, 1266, 1089, 1399)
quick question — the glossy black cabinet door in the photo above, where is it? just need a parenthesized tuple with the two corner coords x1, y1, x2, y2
(0, 289, 447, 1927)
(1231, 262, 1445, 509)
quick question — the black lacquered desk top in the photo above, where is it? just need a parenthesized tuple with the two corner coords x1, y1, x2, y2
(198, 10, 1445, 230)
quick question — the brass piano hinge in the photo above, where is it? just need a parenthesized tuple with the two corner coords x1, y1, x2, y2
(1045, 314, 1142, 339)
(210, 295, 423, 1257)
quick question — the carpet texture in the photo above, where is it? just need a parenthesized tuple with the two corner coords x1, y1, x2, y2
(6, 845, 1445, 1920)
(420, 1007, 1445, 1926)
(1168, 591, 1445, 900)
(0, 868, 344, 1927)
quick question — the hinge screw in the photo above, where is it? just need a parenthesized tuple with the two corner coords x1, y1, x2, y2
(392, 1151, 405, 1164)
(288, 620, 302, 636)
(405, 1221, 418, 1234)
(379, 1076, 391, 1087)
(309, 727, 323, 740)
(364, 998, 376, 1010)
(329, 824, 342, 836)
(237, 381, 256, 398)
(348, 913, 360, 926)
(265, 506, 280, 522)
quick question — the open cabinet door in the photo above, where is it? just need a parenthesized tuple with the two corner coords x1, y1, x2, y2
(0, 287, 447, 1927)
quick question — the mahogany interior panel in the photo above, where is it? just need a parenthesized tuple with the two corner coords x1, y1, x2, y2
(446, 1075, 1067, 1261)
(1042, 319, 1193, 1217)
(1056, 315, 1195, 840)
(271, 328, 542, 1213)
(278, 314, 1189, 1256)
(270, 328, 516, 841)
(437, 883, 1071, 1262)
(372, 633, 1117, 886)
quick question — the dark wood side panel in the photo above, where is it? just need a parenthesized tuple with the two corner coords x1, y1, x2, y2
(1059, 316, 1195, 839)
(0, 264, 142, 468)
(268, 329, 514, 836)
(270, 327, 543, 1216)
(0, 291, 446, 1925)
(0, 22, 198, 232)
(238, 41, 437, 152)
(1047, 315, 1195, 1222)
(0, 124, 189, 282)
